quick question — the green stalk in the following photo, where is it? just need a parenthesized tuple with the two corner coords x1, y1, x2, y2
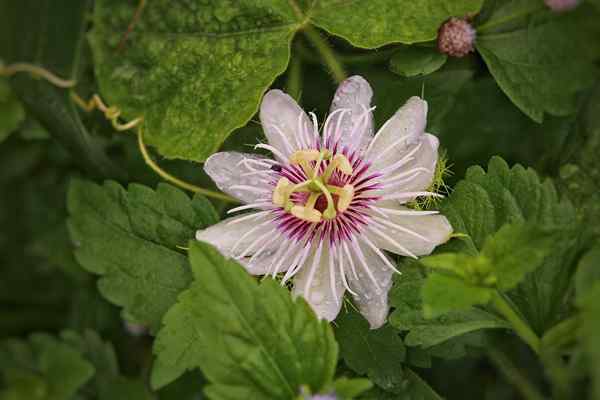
(302, 25, 347, 83)
(492, 292, 541, 354)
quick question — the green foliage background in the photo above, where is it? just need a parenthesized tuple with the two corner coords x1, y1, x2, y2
(1, 0, 600, 399)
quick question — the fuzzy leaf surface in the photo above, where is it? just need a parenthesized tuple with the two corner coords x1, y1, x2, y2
(152, 241, 338, 399)
(67, 179, 218, 331)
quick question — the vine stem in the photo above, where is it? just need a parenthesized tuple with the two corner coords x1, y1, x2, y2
(487, 346, 545, 400)
(492, 292, 541, 354)
(0, 62, 76, 88)
(302, 25, 347, 83)
(136, 127, 239, 204)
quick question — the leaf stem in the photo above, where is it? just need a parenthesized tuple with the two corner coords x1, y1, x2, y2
(302, 25, 347, 83)
(136, 127, 239, 203)
(487, 345, 545, 400)
(492, 292, 540, 354)
(285, 54, 302, 101)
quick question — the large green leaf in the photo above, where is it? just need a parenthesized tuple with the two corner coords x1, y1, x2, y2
(0, 0, 120, 178)
(67, 179, 218, 331)
(90, 0, 485, 162)
(335, 311, 405, 392)
(0, 333, 95, 400)
(311, 0, 484, 48)
(90, 0, 301, 162)
(476, 6, 600, 122)
(152, 241, 338, 399)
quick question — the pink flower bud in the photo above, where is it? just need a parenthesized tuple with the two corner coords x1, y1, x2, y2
(544, 0, 580, 12)
(437, 17, 476, 58)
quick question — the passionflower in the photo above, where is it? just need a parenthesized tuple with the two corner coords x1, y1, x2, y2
(196, 76, 452, 329)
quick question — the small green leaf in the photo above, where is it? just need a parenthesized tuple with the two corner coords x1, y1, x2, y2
(67, 179, 218, 331)
(335, 312, 405, 392)
(421, 223, 557, 317)
(332, 377, 373, 399)
(389, 262, 508, 348)
(312, 0, 484, 48)
(422, 273, 493, 318)
(357, 368, 442, 400)
(476, 7, 600, 122)
(152, 241, 338, 398)
(0, 333, 95, 400)
(389, 46, 447, 77)
(483, 224, 557, 291)
(577, 282, 600, 399)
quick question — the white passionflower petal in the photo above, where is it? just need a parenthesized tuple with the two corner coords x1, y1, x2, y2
(376, 133, 439, 198)
(347, 242, 394, 329)
(197, 78, 453, 327)
(204, 151, 276, 205)
(367, 202, 452, 257)
(329, 75, 374, 154)
(365, 96, 428, 172)
(292, 243, 345, 322)
(260, 89, 314, 160)
(195, 212, 284, 275)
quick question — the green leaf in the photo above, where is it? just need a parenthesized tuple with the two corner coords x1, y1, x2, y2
(0, 333, 95, 400)
(335, 311, 405, 392)
(152, 241, 338, 398)
(389, 261, 508, 349)
(357, 368, 442, 400)
(90, 0, 301, 162)
(483, 224, 557, 291)
(557, 83, 600, 243)
(575, 246, 600, 305)
(476, 7, 600, 122)
(389, 46, 447, 77)
(0, 0, 121, 178)
(67, 179, 218, 331)
(422, 273, 493, 318)
(0, 78, 25, 143)
(311, 0, 484, 48)
(332, 377, 373, 399)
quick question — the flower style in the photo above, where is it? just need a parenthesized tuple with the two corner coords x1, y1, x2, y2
(196, 76, 452, 329)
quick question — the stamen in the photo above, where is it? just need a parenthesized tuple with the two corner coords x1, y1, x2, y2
(322, 154, 353, 181)
(291, 192, 323, 223)
(312, 180, 336, 220)
(330, 184, 354, 212)
(272, 177, 291, 206)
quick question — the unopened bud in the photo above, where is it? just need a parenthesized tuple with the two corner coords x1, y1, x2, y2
(437, 17, 476, 58)
(544, 0, 580, 12)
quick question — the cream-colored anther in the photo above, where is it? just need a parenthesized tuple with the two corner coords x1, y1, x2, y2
(291, 206, 322, 223)
(322, 154, 353, 182)
(289, 149, 320, 164)
(336, 184, 355, 212)
(272, 177, 291, 206)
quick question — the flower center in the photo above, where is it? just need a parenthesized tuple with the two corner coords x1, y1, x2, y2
(272, 149, 355, 223)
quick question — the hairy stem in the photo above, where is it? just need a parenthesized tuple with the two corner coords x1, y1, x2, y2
(302, 25, 347, 83)
(492, 292, 541, 354)
(285, 54, 302, 101)
(137, 127, 239, 203)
